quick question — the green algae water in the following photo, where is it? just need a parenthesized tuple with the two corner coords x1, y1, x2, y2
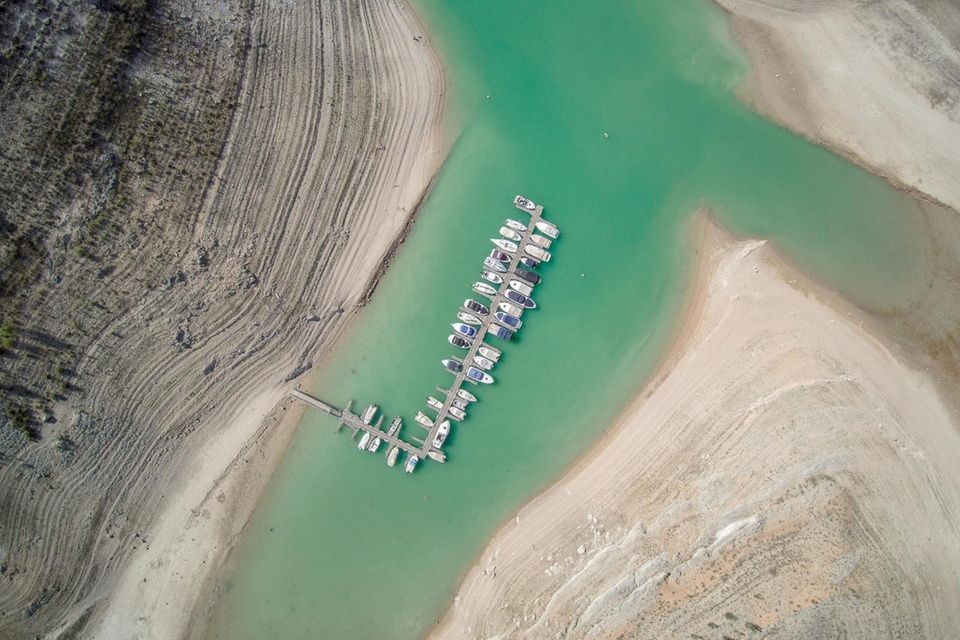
(208, 1, 932, 637)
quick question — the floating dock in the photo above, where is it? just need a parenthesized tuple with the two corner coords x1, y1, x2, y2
(289, 196, 558, 472)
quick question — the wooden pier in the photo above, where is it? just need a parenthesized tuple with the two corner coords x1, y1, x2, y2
(288, 197, 555, 471)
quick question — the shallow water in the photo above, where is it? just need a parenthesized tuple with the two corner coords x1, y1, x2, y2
(207, 1, 931, 637)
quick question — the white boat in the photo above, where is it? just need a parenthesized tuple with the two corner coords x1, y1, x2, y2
(464, 299, 489, 316)
(484, 256, 507, 273)
(505, 289, 536, 309)
(442, 357, 463, 373)
(481, 269, 504, 284)
(448, 406, 466, 421)
(386, 416, 402, 437)
(457, 388, 478, 403)
(386, 446, 400, 467)
(473, 354, 495, 370)
(458, 311, 482, 326)
(448, 334, 471, 349)
(466, 366, 494, 384)
(499, 226, 522, 242)
(499, 301, 524, 317)
(362, 404, 377, 424)
(489, 249, 510, 263)
(405, 455, 419, 473)
(415, 411, 434, 428)
(491, 238, 518, 253)
(529, 234, 552, 249)
(427, 396, 443, 411)
(478, 344, 501, 361)
(495, 310, 522, 331)
(427, 450, 446, 463)
(535, 220, 559, 239)
(357, 432, 371, 450)
(473, 281, 497, 298)
(509, 279, 533, 296)
(524, 244, 551, 262)
(452, 322, 478, 338)
(452, 398, 468, 410)
(432, 421, 451, 448)
(367, 436, 382, 453)
(514, 195, 537, 211)
(505, 218, 527, 232)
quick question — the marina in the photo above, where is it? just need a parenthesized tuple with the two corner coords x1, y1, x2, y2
(289, 195, 559, 473)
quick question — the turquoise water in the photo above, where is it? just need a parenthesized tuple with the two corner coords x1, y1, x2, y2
(207, 1, 930, 638)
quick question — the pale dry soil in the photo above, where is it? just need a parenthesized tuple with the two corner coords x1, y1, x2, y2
(432, 219, 960, 639)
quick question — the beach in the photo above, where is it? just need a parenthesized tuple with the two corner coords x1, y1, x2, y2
(431, 217, 960, 637)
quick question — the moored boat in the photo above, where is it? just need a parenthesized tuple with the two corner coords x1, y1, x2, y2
(499, 226, 522, 242)
(524, 244, 551, 262)
(451, 322, 478, 338)
(509, 279, 533, 296)
(457, 311, 482, 326)
(367, 435, 382, 453)
(491, 238, 518, 253)
(473, 281, 497, 298)
(505, 288, 536, 309)
(466, 366, 494, 384)
(448, 406, 466, 421)
(427, 396, 443, 411)
(498, 301, 523, 317)
(478, 344, 501, 361)
(456, 388, 477, 403)
(473, 354, 495, 370)
(432, 420, 451, 448)
(535, 219, 559, 239)
(520, 255, 539, 269)
(415, 411, 434, 428)
(448, 334, 471, 349)
(452, 398, 468, 410)
(357, 432, 371, 450)
(441, 358, 463, 373)
(386, 445, 400, 467)
(481, 269, 504, 284)
(505, 218, 527, 232)
(483, 256, 507, 273)
(513, 268, 540, 285)
(362, 404, 377, 424)
(464, 299, 489, 316)
(405, 455, 419, 473)
(427, 450, 446, 463)
(386, 416, 402, 437)
(495, 310, 522, 331)
(488, 325, 512, 341)
(489, 249, 510, 263)
(529, 234, 552, 249)
(514, 195, 537, 211)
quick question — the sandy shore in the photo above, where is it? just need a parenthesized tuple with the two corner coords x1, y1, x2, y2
(431, 217, 960, 638)
(714, 0, 960, 211)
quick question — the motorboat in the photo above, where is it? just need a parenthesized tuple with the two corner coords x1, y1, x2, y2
(415, 411, 434, 428)
(489, 249, 511, 263)
(357, 432, 371, 450)
(499, 226, 522, 242)
(452, 398, 468, 410)
(473, 354, 495, 370)
(386, 446, 400, 467)
(427, 396, 444, 411)
(520, 256, 539, 269)
(495, 310, 522, 331)
(457, 311, 482, 325)
(405, 455, 419, 473)
(464, 299, 489, 316)
(457, 388, 478, 403)
(451, 322, 478, 338)
(535, 220, 559, 239)
(367, 435, 382, 453)
(427, 450, 446, 463)
(473, 281, 497, 298)
(488, 325, 512, 341)
(481, 269, 504, 284)
(442, 358, 463, 373)
(529, 234, 552, 249)
(448, 334, 471, 349)
(448, 406, 466, 421)
(498, 301, 524, 317)
(466, 366, 494, 384)
(524, 244, 551, 262)
(386, 416, 402, 437)
(432, 420, 451, 448)
(505, 289, 536, 309)
(484, 256, 507, 273)
(362, 404, 377, 424)
(514, 268, 541, 285)
(478, 344, 501, 361)
(504, 218, 527, 232)
(491, 238, 518, 253)
(509, 279, 533, 296)
(514, 195, 537, 211)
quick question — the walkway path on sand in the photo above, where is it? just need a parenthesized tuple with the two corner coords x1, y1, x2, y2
(433, 218, 960, 638)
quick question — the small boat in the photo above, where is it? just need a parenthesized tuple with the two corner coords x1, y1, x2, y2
(520, 256, 539, 269)
(432, 420, 451, 448)
(491, 238, 518, 253)
(367, 435, 382, 453)
(473, 354, 495, 370)
(448, 406, 466, 421)
(524, 244, 551, 262)
(514, 195, 537, 211)
(529, 234, 552, 249)
(505, 289, 536, 309)
(499, 301, 524, 317)
(441, 358, 463, 373)
(452, 398, 468, 410)
(481, 269, 504, 284)
(505, 218, 527, 232)
(509, 279, 533, 296)
(457, 388, 478, 403)
(535, 220, 559, 239)
(362, 404, 377, 424)
(514, 268, 541, 285)
(489, 249, 510, 263)
(488, 325, 513, 341)
(473, 281, 497, 298)
(427, 450, 446, 463)
(495, 310, 522, 331)
(448, 334, 471, 349)
(386, 446, 400, 467)
(457, 311, 482, 325)
(358, 432, 371, 450)
(415, 411, 434, 428)
(386, 416, 402, 437)
(478, 344, 501, 361)
(405, 455, 419, 473)
(499, 226, 522, 242)
(452, 322, 478, 338)
(466, 366, 495, 384)
(464, 299, 489, 316)
(427, 396, 444, 411)
(484, 256, 507, 273)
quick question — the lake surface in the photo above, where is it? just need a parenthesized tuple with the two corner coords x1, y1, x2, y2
(207, 1, 931, 637)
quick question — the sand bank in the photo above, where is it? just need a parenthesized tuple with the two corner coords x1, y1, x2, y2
(431, 218, 960, 638)
(714, 0, 960, 212)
